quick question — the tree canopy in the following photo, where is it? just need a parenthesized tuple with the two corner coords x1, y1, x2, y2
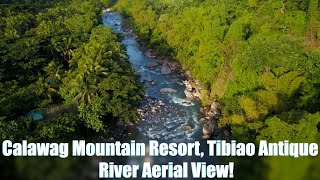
(115, 0, 320, 179)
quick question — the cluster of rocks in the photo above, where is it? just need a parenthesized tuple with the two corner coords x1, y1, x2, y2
(182, 80, 201, 99)
(145, 49, 159, 58)
(137, 97, 166, 122)
(202, 121, 230, 140)
(160, 60, 180, 75)
(199, 99, 222, 122)
(178, 71, 203, 100)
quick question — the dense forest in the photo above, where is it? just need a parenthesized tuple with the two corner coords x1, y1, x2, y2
(1, 0, 320, 179)
(114, 0, 320, 179)
(0, 0, 144, 142)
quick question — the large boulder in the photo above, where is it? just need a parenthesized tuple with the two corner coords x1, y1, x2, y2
(202, 123, 212, 135)
(161, 65, 172, 75)
(202, 120, 217, 139)
(146, 62, 159, 69)
(145, 49, 156, 58)
(160, 88, 178, 94)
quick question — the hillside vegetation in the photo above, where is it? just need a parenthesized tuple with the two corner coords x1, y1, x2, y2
(114, 0, 320, 179)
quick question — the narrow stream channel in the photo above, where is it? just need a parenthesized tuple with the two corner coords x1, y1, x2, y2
(99, 11, 216, 179)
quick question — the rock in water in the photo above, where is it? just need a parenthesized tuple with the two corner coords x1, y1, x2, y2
(151, 80, 156, 85)
(146, 62, 159, 69)
(161, 65, 172, 75)
(176, 81, 184, 86)
(160, 88, 178, 94)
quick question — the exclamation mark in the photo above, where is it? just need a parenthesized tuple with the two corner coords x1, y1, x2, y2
(229, 162, 234, 178)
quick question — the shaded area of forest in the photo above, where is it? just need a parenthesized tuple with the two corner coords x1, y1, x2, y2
(0, 1, 145, 179)
(114, 0, 320, 179)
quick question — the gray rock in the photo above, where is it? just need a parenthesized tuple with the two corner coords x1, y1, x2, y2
(151, 80, 157, 85)
(176, 81, 184, 86)
(146, 62, 159, 69)
(160, 88, 178, 94)
(202, 120, 217, 138)
(158, 100, 165, 106)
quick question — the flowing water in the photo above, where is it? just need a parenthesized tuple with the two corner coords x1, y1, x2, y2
(100, 12, 216, 179)
(102, 11, 203, 142)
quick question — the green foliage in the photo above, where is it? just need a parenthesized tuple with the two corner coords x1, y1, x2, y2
(257, 112, 320, 142)
(60, 26, 144, 131)
(0, 116, 20, 141)
(0, 0, 144, 140)
(36, 113, 79, 140)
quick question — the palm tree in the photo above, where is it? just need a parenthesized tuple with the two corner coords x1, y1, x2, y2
(44, 61, 63, 82)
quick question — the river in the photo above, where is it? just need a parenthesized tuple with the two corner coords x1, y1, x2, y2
(99, 11, 217, 179)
